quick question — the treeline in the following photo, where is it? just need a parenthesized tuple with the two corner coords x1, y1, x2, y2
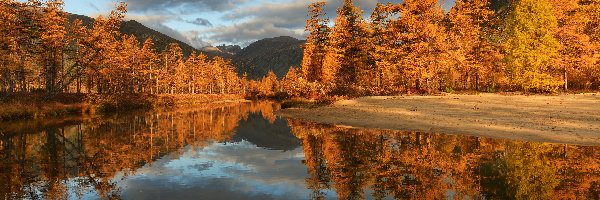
(0, 1, 247, 95)
(291, 0, 600, 96)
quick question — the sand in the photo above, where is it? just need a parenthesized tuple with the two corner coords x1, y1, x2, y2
(278, 93, 600, 146)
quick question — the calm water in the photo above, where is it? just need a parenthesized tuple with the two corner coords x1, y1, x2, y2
(1, 102, 599, 200)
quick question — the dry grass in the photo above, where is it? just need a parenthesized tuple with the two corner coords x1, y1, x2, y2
(0, 93, 246, 121)
(0, 93, 86, 121)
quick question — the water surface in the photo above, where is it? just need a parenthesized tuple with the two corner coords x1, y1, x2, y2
(1, 102, 599, 199)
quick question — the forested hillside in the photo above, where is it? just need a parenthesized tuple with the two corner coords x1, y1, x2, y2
(233, 36, 304, 79)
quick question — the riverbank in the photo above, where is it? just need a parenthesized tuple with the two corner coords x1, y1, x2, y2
(0, 93, 246, 122)
(278, 93, 600, 146)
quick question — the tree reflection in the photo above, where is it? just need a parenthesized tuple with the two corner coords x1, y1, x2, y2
(289, 120, 600, 199)
(0, 102, 280, 199)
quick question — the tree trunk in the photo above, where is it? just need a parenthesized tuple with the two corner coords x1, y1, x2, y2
(415, 78, 421, 90)
(564, 66, 568, 91)
(76, 76, 81, 94)
(19, 55, 26, 92)
(475, 69, 480, 91)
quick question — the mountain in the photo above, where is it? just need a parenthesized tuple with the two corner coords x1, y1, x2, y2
(232, 36, 305, 80)
(199, 45, 241, 59)
(67, 14, 222, 57)
(217, 44, 242, 55)
(67, 14, 305, 79)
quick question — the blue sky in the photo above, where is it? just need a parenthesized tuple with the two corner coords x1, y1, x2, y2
(63, 0, 455, 48)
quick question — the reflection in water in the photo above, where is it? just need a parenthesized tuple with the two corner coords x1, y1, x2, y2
(0, 102, 599, 199)
(289, 120, 600, 200)
(1, 102, 306, 200)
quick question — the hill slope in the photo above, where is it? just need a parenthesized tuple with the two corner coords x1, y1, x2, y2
(67, 14, 228, 57)
(232, 36, 304, 79)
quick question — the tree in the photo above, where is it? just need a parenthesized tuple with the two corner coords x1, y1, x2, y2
(0, 0, 19, 93)
(368, 3, 394, 93)
(325, 0, 372, 93)
(448, 0, 496, 90)
(505, 0, 561, 91)
(578, 0, 600, 89)
(301, 2, 330, 83)
(549, 0, 598, 90)
(116, 34, 141, 93)
(282, 67, 301, 97)
(140, 38, 159, 94)
(39, 0, 67, 93)
(80, 2, 127, 94)
(391, 0, 449, 91)
(193, 53, 210, 94)
(259, 70, 278, 97)
(161, 43, 183, 94)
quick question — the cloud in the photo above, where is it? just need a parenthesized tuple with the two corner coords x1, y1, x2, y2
(209, 0, 406, 45)
(124, 0, 247, 13)
(182, 30, 212, 48)
(210, 20, 304, 47)
(183, 17, 213, 27)
(119, 0, 454, 48)
(127, 14, 211, 48)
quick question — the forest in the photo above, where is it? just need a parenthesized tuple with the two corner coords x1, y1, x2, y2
(1, 0, 599, 99)
(0, 1, 257, 96)
(297, 0, 600, 96)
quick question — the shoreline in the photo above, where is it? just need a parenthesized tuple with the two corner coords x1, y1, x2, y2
(278, 93, 600, 146)
(0, 93, 247, 122)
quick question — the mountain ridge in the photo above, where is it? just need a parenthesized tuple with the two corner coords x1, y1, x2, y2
(68, 14, 304, 79)
(67, 14, 231, 58)
(232, 36, 304, 80)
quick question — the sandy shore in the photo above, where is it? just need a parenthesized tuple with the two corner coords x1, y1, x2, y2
(278, 93, 600, 146)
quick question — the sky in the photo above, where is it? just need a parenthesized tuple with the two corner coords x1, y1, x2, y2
(63, 0, 456, 48)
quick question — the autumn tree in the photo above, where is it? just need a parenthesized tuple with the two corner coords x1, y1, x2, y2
(448, 0, 497, 90)
(160, 43, 183, 94)
(116, 34, 141, 93)
(192, 53, 210, 94)
(368, 3, 395, 93)
(80, 3, 127, 93)
(259, 70, 278, 97)
(39, 0, 68, 93)
(301, 2, 330, 83)
(0, 0, 19, 93)
(281, 67, 301, 97)
(549, 0, 597, 90)
(140, 38, 159, 94)
(325, 0, 372, 93)
(504, 0, 562, 91)
(388, 0, 449, 91)
(577, 0, 600, 89)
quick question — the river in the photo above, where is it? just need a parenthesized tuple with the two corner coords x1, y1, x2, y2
(1, 101, 599, 199)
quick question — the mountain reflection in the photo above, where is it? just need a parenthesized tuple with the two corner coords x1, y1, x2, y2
(1, 102, 599, 199)
(0, 102, 288, 200)
(288, 120, 600, 200)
